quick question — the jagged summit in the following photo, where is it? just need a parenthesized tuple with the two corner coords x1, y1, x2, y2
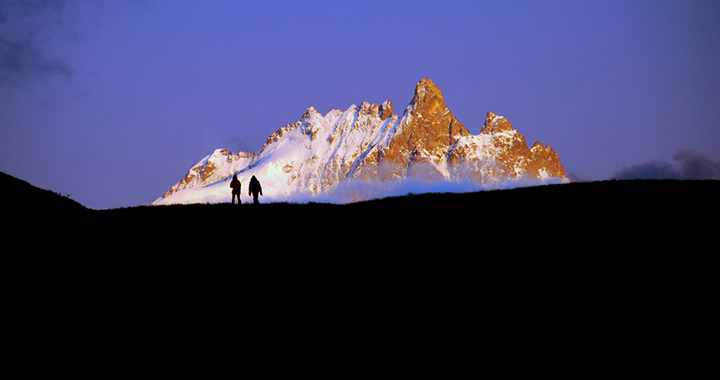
(380, 78, 470, 180)
(412, 78, 442, 104)
(153, 78, 567, 205)
(380, 100, 393, 120)
(482, 111, 512, 134)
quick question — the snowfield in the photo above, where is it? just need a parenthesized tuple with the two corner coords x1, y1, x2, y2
(154, 165, 567, 206)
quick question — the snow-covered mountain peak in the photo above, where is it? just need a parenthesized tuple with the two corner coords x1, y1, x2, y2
(153, 78, 568, 205)
(301, 105, 320, 121)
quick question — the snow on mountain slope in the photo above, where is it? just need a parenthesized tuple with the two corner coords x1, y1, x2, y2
(153, 78, 568, 205)
(158, 148, 255, 201)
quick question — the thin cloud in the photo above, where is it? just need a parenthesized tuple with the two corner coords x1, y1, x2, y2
(613, 150, 720, 180)
(0, 0, 72, 87)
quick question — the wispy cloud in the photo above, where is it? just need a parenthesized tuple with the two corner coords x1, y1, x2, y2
(0, 0, 72, 87)
(613, 150, 720, 180)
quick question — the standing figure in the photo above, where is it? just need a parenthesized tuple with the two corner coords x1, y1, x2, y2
(248, 175, 263, 204)
(230, 175, 241, 204)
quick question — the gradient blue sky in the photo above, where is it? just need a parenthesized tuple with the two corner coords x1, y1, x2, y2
(2, 0, 719, 209)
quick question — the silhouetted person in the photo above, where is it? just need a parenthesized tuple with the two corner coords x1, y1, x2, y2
(249, 175, 263, 204)
(230, 175, 241, 204)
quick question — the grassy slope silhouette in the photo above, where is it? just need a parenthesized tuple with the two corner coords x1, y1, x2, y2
(5, 171, 715, 375)
(5, 170, 717, 250)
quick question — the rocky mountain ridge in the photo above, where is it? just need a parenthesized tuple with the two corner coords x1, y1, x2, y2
(154, 78, 567, 205)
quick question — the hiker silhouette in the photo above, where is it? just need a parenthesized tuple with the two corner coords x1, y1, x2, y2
(249, 175, 263, 204)
(230, 175, 241, 204)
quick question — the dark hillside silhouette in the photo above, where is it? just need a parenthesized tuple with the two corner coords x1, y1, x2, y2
(4, 170, 717, 257)
(4, 172, 715, 377)
(5, 170, 717, 245)
(88, 178, 719, 254)
(2, 171, 88, 214)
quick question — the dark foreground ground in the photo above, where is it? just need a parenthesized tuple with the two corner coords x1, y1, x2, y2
(4, 172, 718, 375)
(8, 171, 716, 250)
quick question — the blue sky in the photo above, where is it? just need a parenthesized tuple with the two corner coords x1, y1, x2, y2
(1, 0, 719, 209)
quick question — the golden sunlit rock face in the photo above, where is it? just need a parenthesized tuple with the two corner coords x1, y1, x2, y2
(355, 78, 567, 184)
(378, 78, 469, 181)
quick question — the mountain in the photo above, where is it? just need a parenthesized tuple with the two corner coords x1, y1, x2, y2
(153, 78, 567, 205)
